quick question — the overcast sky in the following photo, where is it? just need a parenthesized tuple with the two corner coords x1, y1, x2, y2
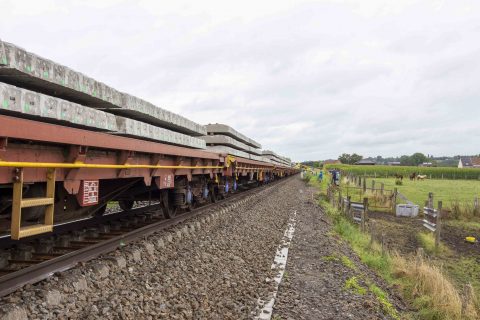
(1, 0, 479, 161)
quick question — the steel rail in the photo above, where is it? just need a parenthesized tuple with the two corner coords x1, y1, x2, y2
(0, 177, 292, 298)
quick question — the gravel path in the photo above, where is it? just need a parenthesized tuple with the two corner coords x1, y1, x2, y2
(0, 177, 404, 319)
(272, 182, 404, 320)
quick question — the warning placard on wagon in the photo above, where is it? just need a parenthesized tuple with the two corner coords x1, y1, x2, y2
(78, 180, 99, 206)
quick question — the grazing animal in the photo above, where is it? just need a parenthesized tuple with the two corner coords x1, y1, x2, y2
(417, 174, 427, 180)
(394, 173, 403, 181)
(409, 172, 417, 181)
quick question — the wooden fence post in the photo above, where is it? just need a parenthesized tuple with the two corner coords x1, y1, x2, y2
(381, 232, 386, 256)
(371, 180, 375, 191)
(347, 196, 352, 220)
(362, 178, 366, 193)
(391, 188, 397, 213)
(361, 197, 368, 232)
(435, 201, 442, 251)
(380, 183, 384, 195)
(428, 192, 434, 210)
(370, 220, 376, 248)
(338, 191, 342, 210)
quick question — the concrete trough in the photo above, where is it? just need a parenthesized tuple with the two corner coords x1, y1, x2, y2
(0, 40, 205, 136)
(114, 116, 206, 149)
(201, 135, 262, 155)
(205, 123, 261, 148)
(0, 82, 117, 131)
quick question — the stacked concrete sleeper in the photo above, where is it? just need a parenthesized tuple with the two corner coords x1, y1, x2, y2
(0, 39, 206, 149)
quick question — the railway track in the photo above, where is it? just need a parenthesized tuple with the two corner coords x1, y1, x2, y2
(0, 177, 291, 298)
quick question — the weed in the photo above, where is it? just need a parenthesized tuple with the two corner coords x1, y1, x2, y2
(344, 276, 366, 295)
(417, 232, 450, 255)
(322, 255, 339, 262)
(368, 283, 400, 320)
(392, 253, 478, 319)
(340, 255, 357, 270)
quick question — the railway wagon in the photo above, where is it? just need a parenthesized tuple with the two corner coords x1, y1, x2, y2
(0, 40, 296, 241)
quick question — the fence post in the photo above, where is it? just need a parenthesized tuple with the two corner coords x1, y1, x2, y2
(338, 191, 342, 210)
(361, 197, 368, 232)
(371, 180, 375, 191)
(380, 183, 384, 195)
(391, 188, 397, 213)
(428, 192, 434, 210)
(435, 201, 442, 251)
(362, 178, 366, 193)
(381, 232, 386, 256)
(347, 196, 352, 220)
(370, 220, 376, 248)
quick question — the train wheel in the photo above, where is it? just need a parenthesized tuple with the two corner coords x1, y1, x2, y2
(119, 200, 134, 211)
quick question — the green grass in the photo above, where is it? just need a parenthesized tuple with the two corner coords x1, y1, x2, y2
(416, 232, 451, 255)
(445, 257, 480, 301)
(325, 163, 480, 180)
(340, 255, 357, 270)
(312, 176, 480, 318)
(444, 220, 480, 231)
(344, 276, 367, 295)
(369, 283, 400, 319)
(371, 177, 480, 208)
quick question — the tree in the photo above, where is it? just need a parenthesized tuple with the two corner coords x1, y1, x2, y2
(338, 153, 363, 164)
(350, 153, 363, 164)
(399, 153, 428, 166)
(410, 153, 428, 166)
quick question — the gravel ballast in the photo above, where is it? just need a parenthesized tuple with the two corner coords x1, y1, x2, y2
(0, 177, 403, 319)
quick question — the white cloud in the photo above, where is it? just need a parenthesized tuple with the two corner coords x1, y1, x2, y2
(1, 0, 479, 161)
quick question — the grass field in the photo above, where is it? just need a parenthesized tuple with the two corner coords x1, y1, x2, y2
(369, 177, 480, 210)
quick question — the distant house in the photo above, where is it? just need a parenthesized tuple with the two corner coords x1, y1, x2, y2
(458, 156, 480, 168)
(355, 159, 376, 165)
(387, 161, 401, 166)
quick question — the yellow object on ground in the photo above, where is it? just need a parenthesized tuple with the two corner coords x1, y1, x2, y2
(465, 236, 476, 243)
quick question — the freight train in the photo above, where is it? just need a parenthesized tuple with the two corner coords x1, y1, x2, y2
(0, 39, 296, 240)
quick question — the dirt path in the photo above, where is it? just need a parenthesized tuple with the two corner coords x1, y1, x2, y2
(272, 183, 405, 320)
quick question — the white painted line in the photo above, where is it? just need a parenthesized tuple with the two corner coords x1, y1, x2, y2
(255, 210, 297, 320)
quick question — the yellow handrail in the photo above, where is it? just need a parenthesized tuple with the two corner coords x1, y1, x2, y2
(0, 161, 223, 170)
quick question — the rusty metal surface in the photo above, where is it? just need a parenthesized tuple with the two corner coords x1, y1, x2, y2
(0, 115, 218, 159)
